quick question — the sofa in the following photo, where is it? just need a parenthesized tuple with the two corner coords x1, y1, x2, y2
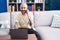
(0, 11, 60, 40)
(34, 11, 60, 40)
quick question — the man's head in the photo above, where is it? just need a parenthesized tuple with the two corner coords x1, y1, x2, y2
(20, 3, 28, 14)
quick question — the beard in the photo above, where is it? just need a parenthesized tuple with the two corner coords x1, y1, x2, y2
(21, 10, 26, 14)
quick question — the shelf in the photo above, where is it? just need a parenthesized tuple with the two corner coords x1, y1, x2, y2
(17, 2, 34, 5)
(9, 3, 17, 5)
(35, 3, 43, 4)
(9, 0, 17, 2)
(7, 0, 44, 12)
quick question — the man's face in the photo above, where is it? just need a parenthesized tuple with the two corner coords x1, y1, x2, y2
(20, 5, 27, 14)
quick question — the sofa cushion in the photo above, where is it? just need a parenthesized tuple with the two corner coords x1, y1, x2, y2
(34, 11, 60, 27)
(51, 14, 60, 28)
(0, 29, 9, 35)
(36, 27, 60, 40)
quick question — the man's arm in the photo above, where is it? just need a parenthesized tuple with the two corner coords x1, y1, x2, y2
(29, 13, 34, 28)
(14, 14, 21, 29)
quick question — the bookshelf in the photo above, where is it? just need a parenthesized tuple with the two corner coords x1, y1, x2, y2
(7, 0, 45, 12)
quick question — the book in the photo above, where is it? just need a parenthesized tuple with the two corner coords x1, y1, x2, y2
(40, 0, 43, 3)
(21, 0, 26, 3)
(18, 4, 20, 11)
(28, 5, 32, 11)
(38, 0, 40, 3)
(12, 5, 15, 12)
(32, 4, 34, 11)
(8, 5, 12, 12)
(38, 0, 43, 3)
(35, 0, 43, 3)
(35, 0, 38, 3)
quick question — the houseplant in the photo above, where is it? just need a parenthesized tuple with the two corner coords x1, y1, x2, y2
(29, 0, 32, 3)
(12, 0, 14, 3)
(37, 6, 41, 11)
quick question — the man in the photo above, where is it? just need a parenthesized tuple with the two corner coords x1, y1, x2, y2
(14, 3, 42, 40)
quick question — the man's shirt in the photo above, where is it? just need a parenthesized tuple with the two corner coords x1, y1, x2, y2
(14, 12, 34, 29)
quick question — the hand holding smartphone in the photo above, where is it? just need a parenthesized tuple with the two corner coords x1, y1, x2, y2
(25, 9, 29, 14)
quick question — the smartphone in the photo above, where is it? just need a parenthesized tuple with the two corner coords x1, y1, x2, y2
(25, 9, 28, 14)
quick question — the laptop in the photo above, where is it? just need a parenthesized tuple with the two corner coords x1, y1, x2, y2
(9, 28, 28, 39)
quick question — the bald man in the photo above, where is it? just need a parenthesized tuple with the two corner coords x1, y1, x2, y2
(14, 3, 34, 28)
(14, 3, 42, 40)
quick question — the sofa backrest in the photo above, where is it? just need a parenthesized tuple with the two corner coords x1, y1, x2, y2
(1, 11, 60, 28)
(0, 12, 10, 28)
(0, 12, 10, 21)
(34, 11, 60, 27)
(11, 12, 20, 28)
